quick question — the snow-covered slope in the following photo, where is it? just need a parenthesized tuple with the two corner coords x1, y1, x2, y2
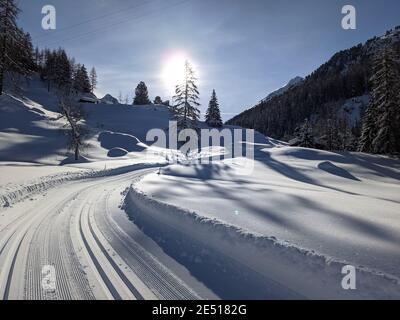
(0, 76, 171, 165)
(0, 75, 281, 166)
(260, 76, 303, 103)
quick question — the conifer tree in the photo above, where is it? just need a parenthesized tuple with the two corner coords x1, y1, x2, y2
(171, 60, 200, 130)
(133, 81, 151, 105)
(359, 48, 400, 154)
(154, 96, 162, 104)
(0, 0, 20, 94)
(73, 64, 91, 93)
(89, 67, 97, 93)
(205, 89, 223, 128)
(54, 49, 72, 89)
(358, 104, 377, 153)
(297, 118, 315, 148)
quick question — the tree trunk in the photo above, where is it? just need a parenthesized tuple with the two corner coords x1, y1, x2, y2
(74, 145, 79, 161)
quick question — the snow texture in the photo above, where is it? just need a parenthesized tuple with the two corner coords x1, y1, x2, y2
(126, 177, 400, 299)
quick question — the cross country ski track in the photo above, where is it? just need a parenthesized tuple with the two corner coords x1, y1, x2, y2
(0, 167, 201, 300)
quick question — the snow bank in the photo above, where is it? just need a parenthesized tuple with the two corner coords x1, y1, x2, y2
(125, 179, 400, 299)
(107, 147, 129, 158)
(0, 163, 160, 208)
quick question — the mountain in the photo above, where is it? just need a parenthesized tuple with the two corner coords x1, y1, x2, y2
(100, 94, 119, 104)
(260, 76, 304, 103)
(226, 26, 400, 151)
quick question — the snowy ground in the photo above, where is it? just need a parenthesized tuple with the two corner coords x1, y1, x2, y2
(133, 147, 400, 299)
(1, 75, 399, 299)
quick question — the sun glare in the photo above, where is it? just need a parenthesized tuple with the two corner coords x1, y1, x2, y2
(161, 52, 196, 97)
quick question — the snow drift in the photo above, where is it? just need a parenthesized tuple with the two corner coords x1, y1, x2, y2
(125, 178, 400, 300)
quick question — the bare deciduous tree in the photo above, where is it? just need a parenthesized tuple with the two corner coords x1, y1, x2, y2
(59, 95, 88, 161)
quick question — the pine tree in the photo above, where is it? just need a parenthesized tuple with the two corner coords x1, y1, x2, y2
(73, 64, 91, 93)
(205, 89, 223, 127)
(54, 48, 72, 89)
(133, 81, 151, 105)
(359, 48, 400, 154)
(0, 0, 20, 94)
(358, 104, 377, 152)
(323, 118, 340, 151)
(171, 60, 200, 130)
(297, 118, 315, 148)
(10, 29, 35, 76)
(43, 49, 55, 91)
(154, 96, 162, 104)
(89, 67, 97, 93)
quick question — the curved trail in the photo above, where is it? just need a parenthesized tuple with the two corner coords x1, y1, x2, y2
(0, 168, 205, 300)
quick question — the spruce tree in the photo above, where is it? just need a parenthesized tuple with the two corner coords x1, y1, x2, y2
(171, 60, 200, 130)
(43, 50, 56, 91)
(10, 29, 35, 76)
(205, 89, 223, 128)
(54, 49, 72, 89)
(154, 96, 162, 104)
(0, 0, 20, 94)
(133, 81, 151, 105)
(89, 67, 97, 93)
(359, 48, 400, 154)
(73, 64, 91, 93)
(297, 118, 315, 148)
(358, 104, 377, 153)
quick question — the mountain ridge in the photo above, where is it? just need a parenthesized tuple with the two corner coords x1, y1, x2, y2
(226, 26, 400, 150)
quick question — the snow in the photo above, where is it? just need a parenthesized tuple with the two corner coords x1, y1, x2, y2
(134, 146, 400, 298)
(1, 74, 399, 299)
(337, 95, 370, 126)
(0, 162, 162, 208)
(0, 75, 169, 165)
(107, 147, 129, 158)
(261, 76, 304, 103)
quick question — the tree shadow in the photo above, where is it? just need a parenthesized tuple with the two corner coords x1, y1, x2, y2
(318, 161, 361, 181)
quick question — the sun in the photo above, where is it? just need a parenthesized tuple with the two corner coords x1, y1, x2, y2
(161, 52, 196, 97)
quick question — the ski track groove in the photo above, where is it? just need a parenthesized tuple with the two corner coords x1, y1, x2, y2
(0, 168, 203, 300)
(97, 189, 199, 300)
(86, 208, 144, 300)
(77, 200, 122, 300)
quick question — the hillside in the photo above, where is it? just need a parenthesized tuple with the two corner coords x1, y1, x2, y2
(260, 76, 304, 103)
(0, 75, 173, 165)
(226, 26, 400, 150)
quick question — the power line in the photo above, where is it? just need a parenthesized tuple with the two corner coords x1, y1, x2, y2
(36, 0, 191, 48)
(31, 0, 157, 40)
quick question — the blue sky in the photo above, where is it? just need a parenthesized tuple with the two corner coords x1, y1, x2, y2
(18, 0, 400, 120)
